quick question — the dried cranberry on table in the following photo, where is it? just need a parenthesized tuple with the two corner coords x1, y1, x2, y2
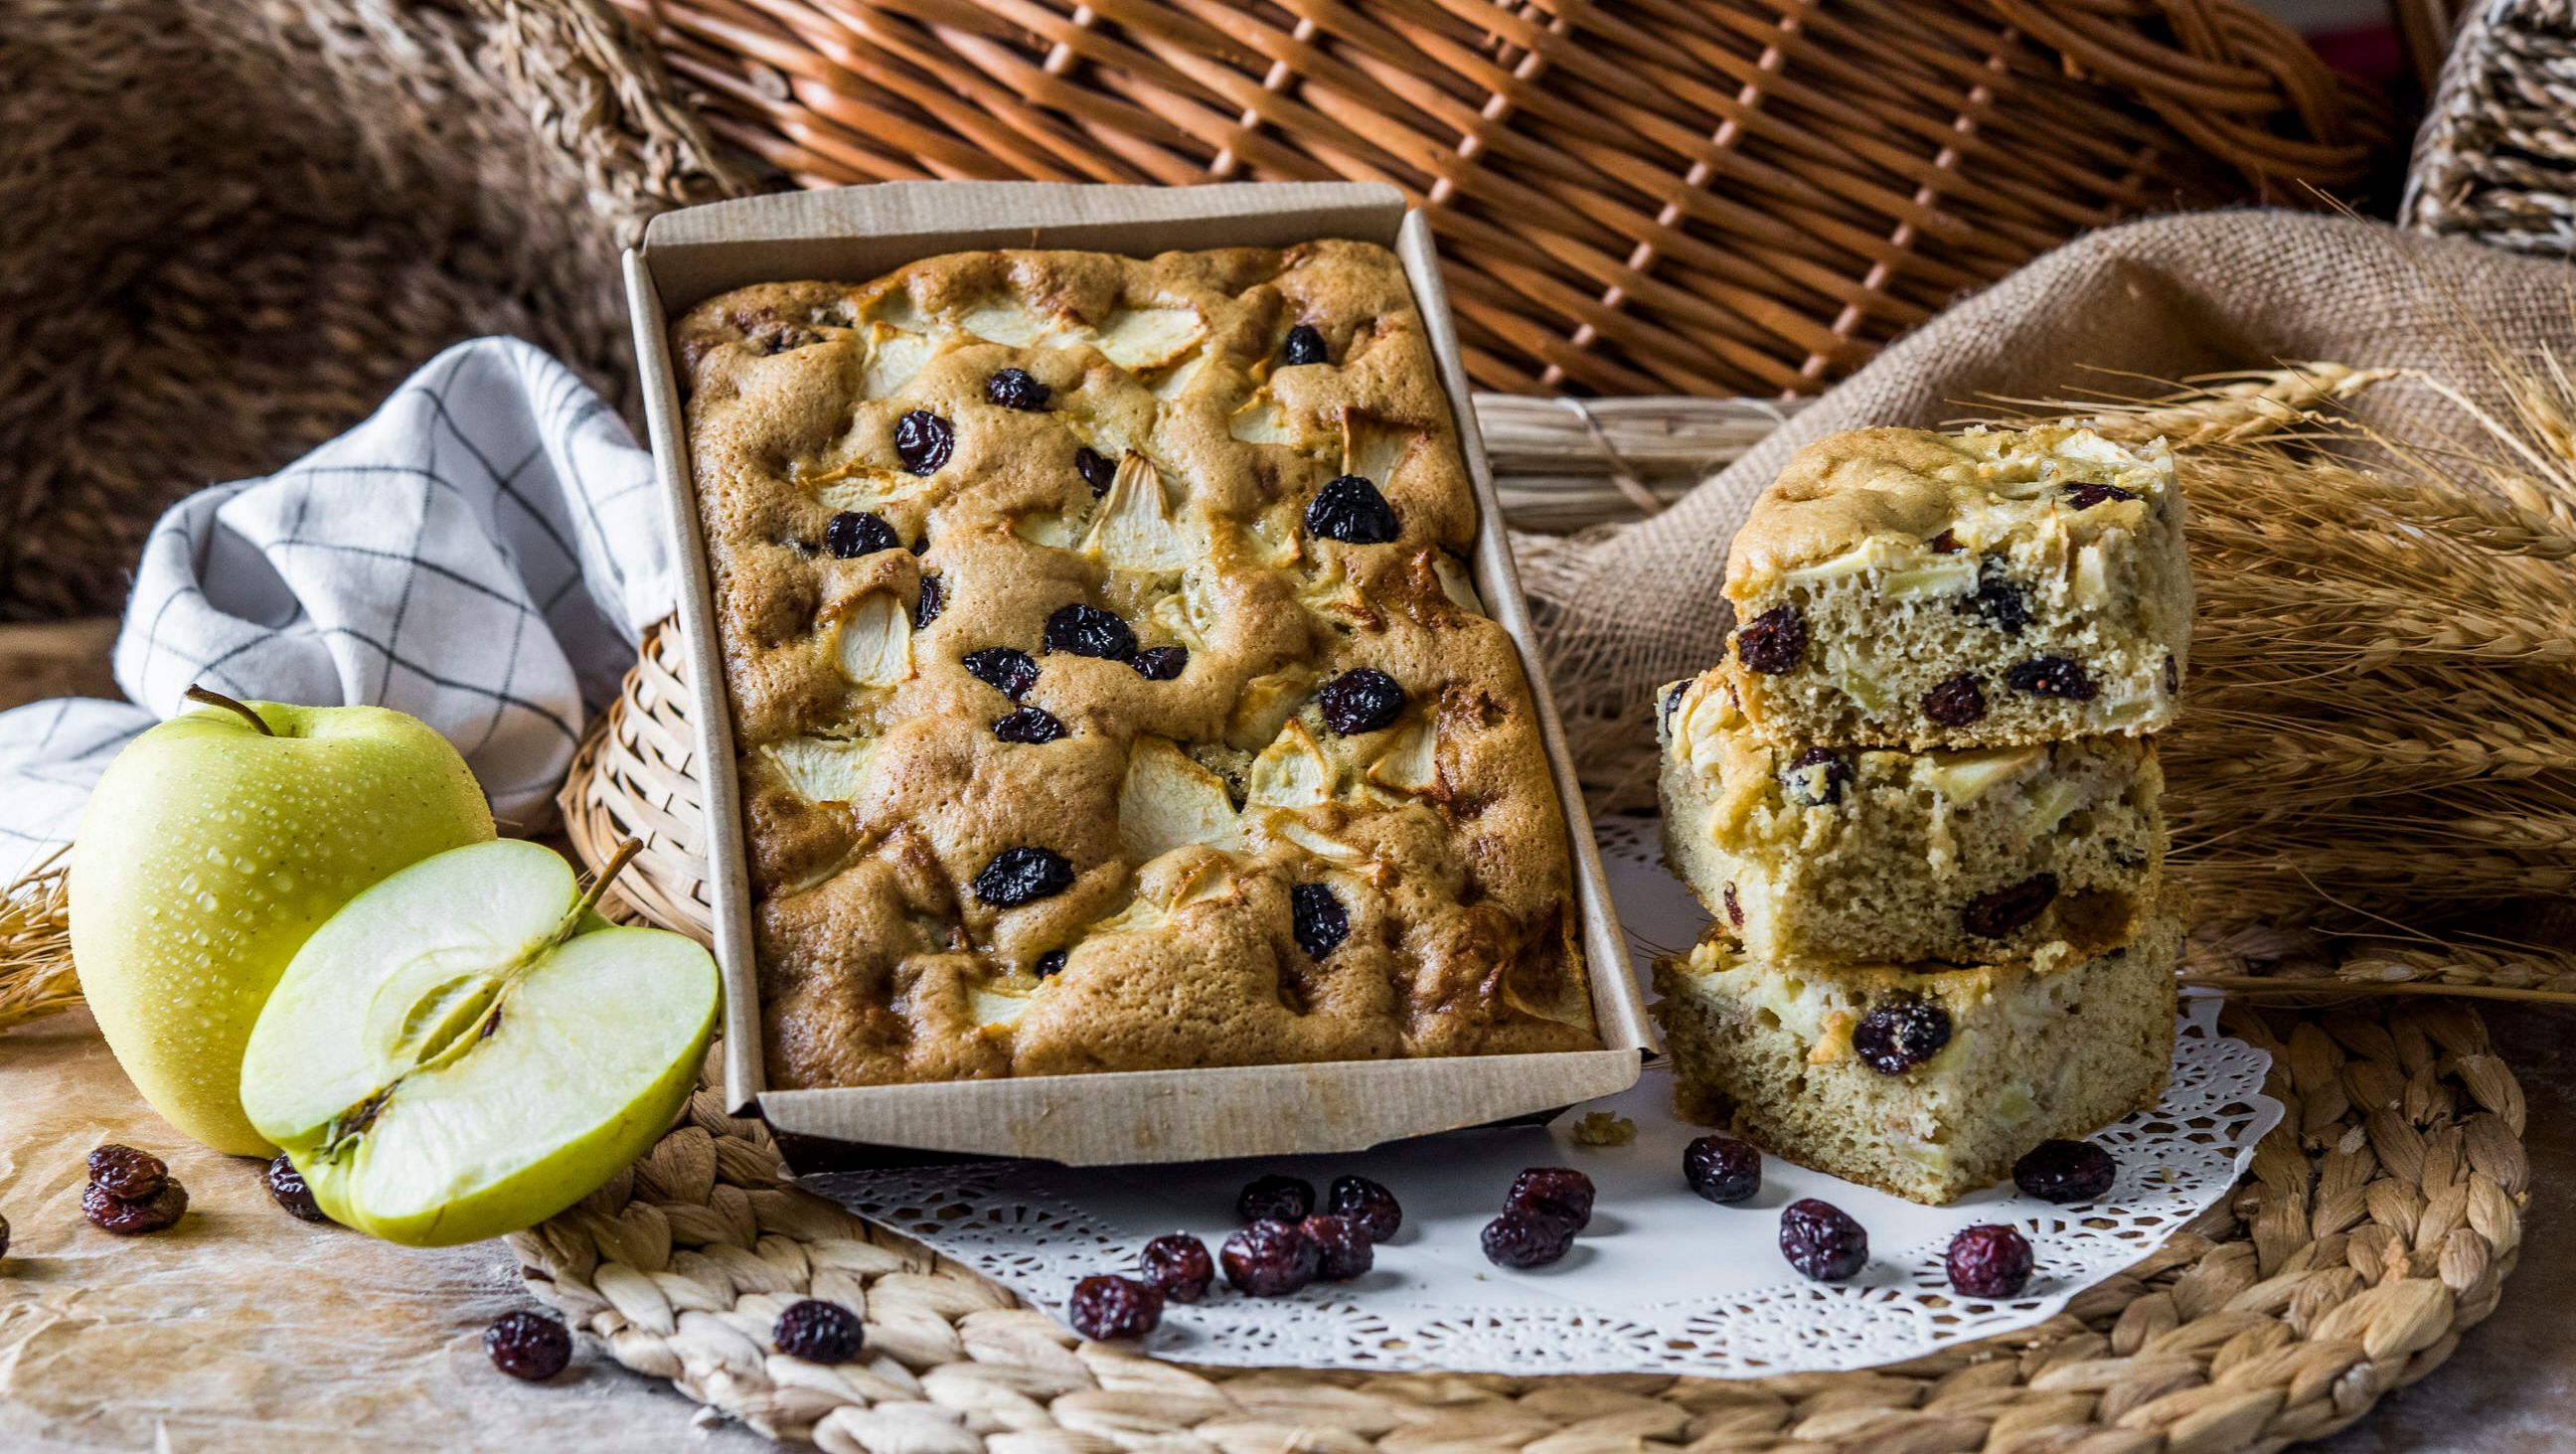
(993, 706, 1067, 744)
(971, 846, 1075, 907)
(484, 1310, 573, 1381)
(1326, 1175, 1401, 1243)
(1734, 605, 1808, 674)
(1961, 874, 2058, 938)
(1131, 645, 1189, 681)
(1852, 998, 1952, 1075)
(1138, 1233, 1214, 1304)
(985, 368, 1050, 410)
(1923, 673, 1988, 727)
(1221, 1219, 1321, 1296)
(1281, 323, 1331, 367)
(1504, 1167, 1595, 1231)
(1946, 1223, 2035, 1299)
(1316, 668, 1405, 735)
(1778, 1199, 1868, 1281)
(894, 409, 954, 474)
(824, 509, 901, 559)
(2005, 656, 2098, 701)
(1683, 1134, 1761, 1205)
(1068, 1275, 1163, 1340)
(2013, 1139, 2118, 1204)
(1290, 883, 1349, 960)
(1303, 1214, 1375, 1281)
(267, 1155, 329, 1223)
(1235, 1174, 1316, 1223)
(1305, 475, 1399, 545)
(1044, 603, 1138, 662)
(82, 1179, 188, 1235)
(962, 646, 1040, 700)
(1480, 1211, 1575, 1269)
(87, 1144, 167, 1201)
(772, 1298, 866, 1364)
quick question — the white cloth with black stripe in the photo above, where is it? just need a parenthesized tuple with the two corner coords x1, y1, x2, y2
(0, 339, 671, 875)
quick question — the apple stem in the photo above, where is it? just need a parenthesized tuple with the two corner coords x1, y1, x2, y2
(183, 685, 275, 736)
(570, 838, 645, 925)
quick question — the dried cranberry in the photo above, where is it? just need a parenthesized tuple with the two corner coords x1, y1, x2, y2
(82, 1179, 187, 1235)
(1221, 1219, 1321, 1296)
(1952, 574, 2031, 636)
(1317, 668, 1404, 735)
(1304, 1214, 1374, 1281)
(1722, 883, 1744, 927)
(1660, 680, 1689, 729)
(1923, 673, 1988, 727)
(2013, 1139, 2118, 1204)
(1282, 324, 1330, 367)
(1131, 645, 1189, 681)
(1067, 1274, 1162, 1340)
(1962, 874, 2059, 937)
(2164, 654, 2179, 694)
(1326, 1176, 1402, 1242)
(1505, 1168, 1594, 1231)
(963, 646, 1040, 700)
(1139, 1233, 1215, 1304)
(87, 1144, 167, 1201)
(986, 368, 1050, 411)
(1235, 1174, 1316, 1223)
(772, 1298, 866, 1363)
(0, 1212, 10, 1261)
(1045, 603, 1137, 662)
(1034, 949, 1067, 979)
(1852, 998, 1952, 1074)
(484, 1310, 573, 1380)
(1779, 1199, 1867, 1281)
(1306, 475, 1399, 545)
(2006, 656, 2098, 701)
(1734, 606, 1808, 674)
(1783, 746, 1852, 806)
(1928, 529, 1963, 554)
(913, 572, 946, 628)
(1074, 446, 1116, 497)
(1946, 1223, 2035, 1299)
(994, 706, 1067, 743)
(825, 510, 901, 559)
(267, 1155, 328, 1223)
(2062, 482, 2138, 510)
(1480, 1211, 1575, 1269)
(972, 846, 1075, 907)
(1290, 883, 1349, 959)
(1684, 1134, 1762, 1205)
(894, 409, 954, 474)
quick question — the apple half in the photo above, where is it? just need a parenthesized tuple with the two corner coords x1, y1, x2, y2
(240, 839, 719, 1246)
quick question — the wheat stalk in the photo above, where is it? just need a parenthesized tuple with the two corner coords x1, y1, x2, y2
(0, 850, 78, 1032)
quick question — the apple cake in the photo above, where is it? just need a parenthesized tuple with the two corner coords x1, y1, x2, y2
(676, 242, 1597, 1088)
(1656, 668, 2164, 967)
(1720, 425, 2190, 750)
(1652, 899, 2182, 1205)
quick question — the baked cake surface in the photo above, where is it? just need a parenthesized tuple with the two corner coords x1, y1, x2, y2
(1720, 425, 2190, 749)
(677, 242, 1597, 1088)
(1656, 668, 2163, 967)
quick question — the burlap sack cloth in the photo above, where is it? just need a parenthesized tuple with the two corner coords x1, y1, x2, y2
(1525, 208, 2576, 804)
(10, 210, 2576, 1452)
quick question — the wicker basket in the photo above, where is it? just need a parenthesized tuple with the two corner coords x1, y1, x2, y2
(2405, 0, 2576, 253)
(617, 0, 2398, 401)
(0, 0, 744, 622)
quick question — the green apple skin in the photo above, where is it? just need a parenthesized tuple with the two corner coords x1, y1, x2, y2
(70, 700, 495, 1156)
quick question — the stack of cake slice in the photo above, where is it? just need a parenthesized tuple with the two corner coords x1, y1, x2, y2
(1653, 425, 2190, 1205)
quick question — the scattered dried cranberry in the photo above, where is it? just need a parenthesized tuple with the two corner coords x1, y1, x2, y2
(1481, 1211, 1575, 1269)
(1045, 603, 1138, 661)
(894, 409, 954, 474)
(1505, 1168, 1594, 1231)
(2164, 654, 2179, 695)
(986, 368, 1050, 410)
(2062, 482, 2138, 510)
(1946, 1223, 2035, 1299)
(1779, 1199, 1868, 1281)
(1923, 673, 1988, 727)
(1132, 645, 1189, 680)
(994, 706, 1067, 743)
(1734, 605, 1808, 674)
(1306, 475, 1399, 545)
(1722, 883, 1744, 927)
(1660, 680, 1689, 729)
(87, 1145, 168, 1202)
(82, 1179, 187, 1235)
(1852, 998, 1952, 1075)
(2013, 1139, 2118, 1204)
(1281, 323, 1330, 367)
(1236, 1174, 1316, 1223)
(1074, 446, 1116, 497)
(1326, 1176, 1401, 1242)
(963, 646, 1040, 700)
(1928, 529, 1963, 554)
(1304, 1214, 1374, 1281)
(1952, 574, 2031, 635)
(2006, 656, 2098, 701)
(484, 1310, 573, 1380)
(772, 1298, 866, 1363)
(1317, 668, 1404, 735)
(1067, 1274, 1163, 1340)
(1221, 1219, 1321, 1296)
(972, 846, 1075, 907)
(1684, 1134, 1762, 1205)
(1962, 874, 2059, 938)
(913, 572, 946, 629)
(1034, 949, 1067, 979)
(1138, 1233, 1214, 1304)
(267, 1155, 328, 1223)
(1783, 746, 1852, 806)
(1290, 883, 1349, 960)
(825, 510, 901, 559)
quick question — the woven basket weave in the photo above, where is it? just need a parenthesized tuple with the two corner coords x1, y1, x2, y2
(616, 0, 2397, 402)
(2404, 0, 2576, 253)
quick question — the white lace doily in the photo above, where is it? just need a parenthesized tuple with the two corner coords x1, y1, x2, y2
(810, 815, 2280, 1376)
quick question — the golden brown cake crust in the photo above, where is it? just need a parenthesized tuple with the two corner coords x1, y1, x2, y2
(677, 242, 1596, 1088)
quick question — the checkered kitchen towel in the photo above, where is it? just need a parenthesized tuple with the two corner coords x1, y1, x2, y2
(0, 339, 672, 875)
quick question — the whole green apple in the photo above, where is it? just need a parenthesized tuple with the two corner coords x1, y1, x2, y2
(71, 689, 495, 1155)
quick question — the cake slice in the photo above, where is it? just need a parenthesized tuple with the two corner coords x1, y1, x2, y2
(1719, 424, 2189, 749)
(1652, 903, 2182, 1205)
(1656, 669, 2163, 967)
